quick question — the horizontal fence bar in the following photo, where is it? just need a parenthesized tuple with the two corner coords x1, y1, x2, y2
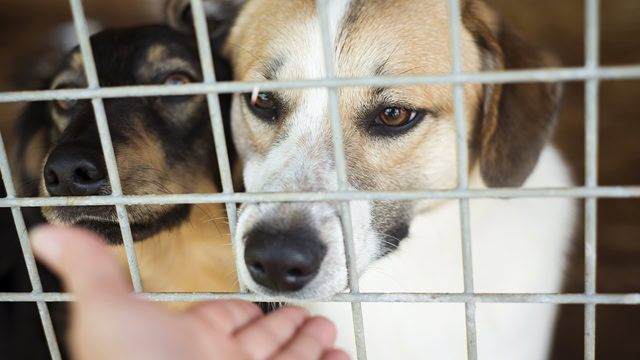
(3, 292, 640, 305)
(1, 65, 639, 103)
(1, 186, 639, 207)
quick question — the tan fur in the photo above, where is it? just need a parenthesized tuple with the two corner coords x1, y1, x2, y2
(138, 45, 200, 82)
(13, 128, 47, 196)
(145, 44, 170, 63)
(111, 170, 238, 309)
(69, 50, 84, 71)
(110, 201, 237, 309)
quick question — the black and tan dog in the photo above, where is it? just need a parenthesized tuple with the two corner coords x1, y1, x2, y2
(12, 24, 237, 294)
(1, 24, 238, 359)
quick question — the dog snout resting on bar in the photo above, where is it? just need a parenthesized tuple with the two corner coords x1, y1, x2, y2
(169, 0, 578, 358)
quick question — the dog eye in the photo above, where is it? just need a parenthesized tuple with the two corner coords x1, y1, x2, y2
(253, 92, 275, 110)
(163, 73, 191, 85)
(55, 98, 78, 111)
(378, 107, 416, 127)
(244, 92, 280, 122)
(53, 84, 79, 111)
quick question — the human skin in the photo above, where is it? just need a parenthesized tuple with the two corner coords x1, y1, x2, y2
(31, 225, 349, 360)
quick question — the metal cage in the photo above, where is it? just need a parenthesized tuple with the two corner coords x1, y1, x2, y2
(1, 0, 639, 359)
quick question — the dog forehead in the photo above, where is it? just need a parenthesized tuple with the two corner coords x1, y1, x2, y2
(231, 0, 468, 81)
(335, 0, 455, 77)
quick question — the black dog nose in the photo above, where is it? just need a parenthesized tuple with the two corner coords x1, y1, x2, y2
(44, 145, 107, 196)
(244, 227, 326, 292)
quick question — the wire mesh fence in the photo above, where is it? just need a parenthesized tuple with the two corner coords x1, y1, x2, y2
(0, 0, 639, 359)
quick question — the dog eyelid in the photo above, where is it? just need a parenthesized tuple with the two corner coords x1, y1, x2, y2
(366, 106, 430, 137)
(162, 72, 192, 85)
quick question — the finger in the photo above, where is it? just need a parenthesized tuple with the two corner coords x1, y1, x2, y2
(272, 316, 337, 360)
(321, 349, 351, 360)
(31, 225, 131, 300)
(234, 306, 309, 360)
(186, 300, 263, 334)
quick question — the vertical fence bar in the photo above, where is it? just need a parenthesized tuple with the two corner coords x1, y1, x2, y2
(0, 132, 61, 359)
(68, 0, 143, 292)
(584, 0, 600, 358)
(447, 0, 478, 359)
(315, 0, 367, 358)
(189, 0, 243, 291)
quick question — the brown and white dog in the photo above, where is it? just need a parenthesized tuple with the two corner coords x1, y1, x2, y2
(169, 0, 576, 358)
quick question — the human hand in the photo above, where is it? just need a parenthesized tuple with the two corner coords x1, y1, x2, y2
(31, 225, 349, 360)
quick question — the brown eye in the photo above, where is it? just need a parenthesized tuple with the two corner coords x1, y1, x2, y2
(379, 107, 414, 127)
(164, 73, 191, 85)
(55, 98, 77, 111)
(253, 92, 275, 109)
(52, 83, 79, 111)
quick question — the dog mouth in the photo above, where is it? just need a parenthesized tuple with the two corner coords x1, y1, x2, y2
(42, 204, 192, 245)
(246, 282, 350, 301)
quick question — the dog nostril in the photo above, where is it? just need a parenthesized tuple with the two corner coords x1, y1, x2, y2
(74, 168, 90, 182)
(73, 166, 100, 183)
(249, 263, 266, 276)
(44, 168, 59, 186)
(285, 268, 304, 283)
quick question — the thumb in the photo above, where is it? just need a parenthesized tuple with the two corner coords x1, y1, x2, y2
(31, 225, 131, 300)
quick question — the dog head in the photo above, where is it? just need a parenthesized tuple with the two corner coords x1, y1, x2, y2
(12, 25, 232, 244)
(220, 0, 561, 299)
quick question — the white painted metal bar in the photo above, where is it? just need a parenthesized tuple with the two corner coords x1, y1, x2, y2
(0, 130, 62, 360)
(68, 0, 143, 292)
(584, 0, 600, 358)
(1, 186, 640, 208)
(189, 0, 243, 291)
(1, 65, 640, 103)
(315, 0, 367, 358)
(4, 292, 640, 305)
(447, 0, 478, 358)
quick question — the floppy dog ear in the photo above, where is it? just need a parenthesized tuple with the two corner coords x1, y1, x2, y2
(165, 0, 246, 42)
(0, 179, 17, 277)
(464, 1, 562, 187)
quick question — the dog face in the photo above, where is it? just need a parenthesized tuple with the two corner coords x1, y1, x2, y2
(223, 0, 561, 299)
(13, 25, 232, 244)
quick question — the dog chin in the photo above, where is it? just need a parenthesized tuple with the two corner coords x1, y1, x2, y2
(42, 204, 192, 245)
(43, 209, 131, 245)
(42, 209, 153, 245)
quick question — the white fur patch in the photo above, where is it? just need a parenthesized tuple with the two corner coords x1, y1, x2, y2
(306, 147, 576, 359)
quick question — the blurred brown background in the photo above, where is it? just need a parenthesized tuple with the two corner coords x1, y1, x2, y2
(1, 0, 639, 358)
(486, 0, 640, 358)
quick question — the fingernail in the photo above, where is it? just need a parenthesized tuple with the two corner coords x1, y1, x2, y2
(30, 226, 63, 263)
